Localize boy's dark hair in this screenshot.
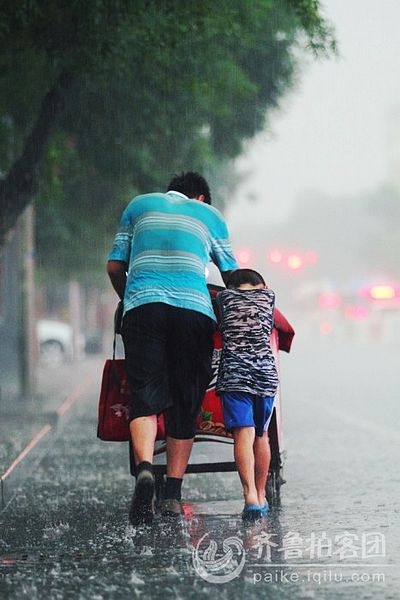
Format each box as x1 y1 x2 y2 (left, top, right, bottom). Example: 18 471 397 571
226 268 266 289
167 171 211 205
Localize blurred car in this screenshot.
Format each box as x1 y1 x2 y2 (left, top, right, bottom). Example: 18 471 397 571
356 283 400 343
297 279 400 343
36 319 74 366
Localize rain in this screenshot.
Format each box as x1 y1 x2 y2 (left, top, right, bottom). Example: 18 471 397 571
1 1 399 598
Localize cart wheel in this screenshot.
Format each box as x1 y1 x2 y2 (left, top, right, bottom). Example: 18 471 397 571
128 441 137 477
266 469 285 507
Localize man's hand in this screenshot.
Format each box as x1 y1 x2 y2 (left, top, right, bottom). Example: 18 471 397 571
107 260 127 299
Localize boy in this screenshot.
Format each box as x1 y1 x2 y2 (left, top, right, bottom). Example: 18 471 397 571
216 269 278 521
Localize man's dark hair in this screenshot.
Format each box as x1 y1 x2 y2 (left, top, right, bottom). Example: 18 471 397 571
226 268 266 289
167 171 211 205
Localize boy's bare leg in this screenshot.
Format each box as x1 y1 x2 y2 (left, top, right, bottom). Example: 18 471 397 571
254 431 271 506
233 427 259 506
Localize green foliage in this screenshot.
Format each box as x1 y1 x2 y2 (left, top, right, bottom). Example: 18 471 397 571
287 0 337 55
0 0 336 281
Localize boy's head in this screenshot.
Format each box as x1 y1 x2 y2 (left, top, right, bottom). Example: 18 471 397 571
167 171 211 205
226 268 266 290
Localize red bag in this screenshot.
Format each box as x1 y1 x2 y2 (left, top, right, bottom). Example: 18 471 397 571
97 358 131 441
97 358 165 442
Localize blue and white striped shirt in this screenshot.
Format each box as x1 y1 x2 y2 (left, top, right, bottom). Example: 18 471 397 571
107 191 238 321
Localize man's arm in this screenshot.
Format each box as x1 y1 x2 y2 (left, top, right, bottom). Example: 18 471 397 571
107 260 127 299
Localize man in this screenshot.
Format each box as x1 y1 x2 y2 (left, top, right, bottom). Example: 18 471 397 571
107 172 237 525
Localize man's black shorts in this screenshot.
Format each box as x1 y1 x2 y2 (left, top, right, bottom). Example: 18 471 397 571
121 303 215 439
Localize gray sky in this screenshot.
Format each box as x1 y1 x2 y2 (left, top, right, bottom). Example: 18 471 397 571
227 0 400 231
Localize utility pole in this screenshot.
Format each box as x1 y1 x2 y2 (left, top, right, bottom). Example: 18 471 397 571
21 203 37 398
69 279 83 360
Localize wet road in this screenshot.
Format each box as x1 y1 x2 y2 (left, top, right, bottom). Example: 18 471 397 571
0 336 399 599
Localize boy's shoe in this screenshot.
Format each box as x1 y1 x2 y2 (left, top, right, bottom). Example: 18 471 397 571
160 498 184 518
260 502 269 517
129 469 155 526
242 504 263 522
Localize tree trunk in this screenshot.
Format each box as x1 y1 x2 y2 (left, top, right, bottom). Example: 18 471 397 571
0 69 73 247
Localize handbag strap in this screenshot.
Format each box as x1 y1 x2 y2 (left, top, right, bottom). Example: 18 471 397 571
113 301 124 360
112 332 117 361
109 301 124 387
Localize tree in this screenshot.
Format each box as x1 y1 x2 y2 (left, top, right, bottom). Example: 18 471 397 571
0 0 336 268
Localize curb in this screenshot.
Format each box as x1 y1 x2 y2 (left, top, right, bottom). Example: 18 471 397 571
0 373 96 511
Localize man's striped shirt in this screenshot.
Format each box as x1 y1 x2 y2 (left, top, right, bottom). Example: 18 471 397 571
107 191 238 321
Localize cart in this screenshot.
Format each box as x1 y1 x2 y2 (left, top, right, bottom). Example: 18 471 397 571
129 285 294 506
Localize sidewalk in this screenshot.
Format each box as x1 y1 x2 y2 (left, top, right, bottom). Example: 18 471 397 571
0 355 104 484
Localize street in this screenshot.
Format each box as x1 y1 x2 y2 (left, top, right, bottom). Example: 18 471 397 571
0 335 399 599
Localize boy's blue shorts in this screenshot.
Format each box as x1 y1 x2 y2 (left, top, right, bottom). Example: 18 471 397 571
221 391 275 437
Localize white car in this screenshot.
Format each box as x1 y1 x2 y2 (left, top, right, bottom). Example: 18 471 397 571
36 319 74 366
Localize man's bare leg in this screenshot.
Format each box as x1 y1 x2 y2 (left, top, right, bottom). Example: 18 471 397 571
160 437 195 515
166 436 194 478
128 415 158 525
232 427 259 506
130 415 158 465
254 431 271 506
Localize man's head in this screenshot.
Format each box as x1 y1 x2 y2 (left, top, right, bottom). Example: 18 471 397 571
226 268 266 290
167 172 211 205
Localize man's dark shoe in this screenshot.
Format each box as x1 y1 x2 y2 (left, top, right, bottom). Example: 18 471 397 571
160 498 184 518
129 470 155 526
